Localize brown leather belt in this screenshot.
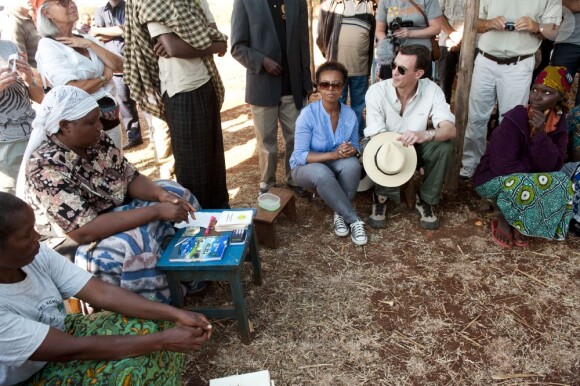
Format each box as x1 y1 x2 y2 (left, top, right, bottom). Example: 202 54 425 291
478 49 534 65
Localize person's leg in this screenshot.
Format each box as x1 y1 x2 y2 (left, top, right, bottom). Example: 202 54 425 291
163 81 228 208
461 55 498 173
292 162 359 223
0 138 28 195
22 312 183 386
417 140 453 205
347 75 369 139
551 43 580 105
496 56 534 119
278 95 302 187
146 113 175 180
112 75 142 146
250 103 280 192
74 181 200 303
326 157 362 204
436 46 458 104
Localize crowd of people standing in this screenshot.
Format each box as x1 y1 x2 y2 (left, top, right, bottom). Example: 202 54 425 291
1 0 580 384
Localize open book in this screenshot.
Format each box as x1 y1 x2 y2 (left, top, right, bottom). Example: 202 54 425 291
215 210 254 231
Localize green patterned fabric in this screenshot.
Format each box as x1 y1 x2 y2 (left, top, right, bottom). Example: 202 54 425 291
18 312 183 386
476 172 574 240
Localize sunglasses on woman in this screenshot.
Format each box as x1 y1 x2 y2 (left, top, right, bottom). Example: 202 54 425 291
317 81 344 91
390 62 417 76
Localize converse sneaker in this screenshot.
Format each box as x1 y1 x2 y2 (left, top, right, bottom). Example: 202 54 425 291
459 165 476 180
333 213 349 237
350 219 368 245
414 195 439 230
368 193 387 229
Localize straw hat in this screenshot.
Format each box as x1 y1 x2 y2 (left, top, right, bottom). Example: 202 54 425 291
362 132 417 187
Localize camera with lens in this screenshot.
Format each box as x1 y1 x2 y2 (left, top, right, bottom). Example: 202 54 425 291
504 21 515 31
390 17 414 31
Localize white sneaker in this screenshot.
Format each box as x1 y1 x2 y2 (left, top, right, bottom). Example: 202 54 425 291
350 219 368 245
460 165 476 180
333 213 349 237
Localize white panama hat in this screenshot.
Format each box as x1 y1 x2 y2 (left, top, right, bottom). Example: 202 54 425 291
357 169 374 192
362 132 417 187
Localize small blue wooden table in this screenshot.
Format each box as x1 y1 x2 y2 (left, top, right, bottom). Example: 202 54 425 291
157 209 262 344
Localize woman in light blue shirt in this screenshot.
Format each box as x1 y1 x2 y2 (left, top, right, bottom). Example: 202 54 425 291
290 62 367 246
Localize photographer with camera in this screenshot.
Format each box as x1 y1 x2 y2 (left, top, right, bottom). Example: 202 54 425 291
459 0 562 180
376 0 442 80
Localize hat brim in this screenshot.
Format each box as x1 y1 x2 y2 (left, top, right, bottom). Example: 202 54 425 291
357 170 374 192
362 132 417 187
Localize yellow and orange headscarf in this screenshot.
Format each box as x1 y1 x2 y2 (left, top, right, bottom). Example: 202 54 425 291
533 65 573 94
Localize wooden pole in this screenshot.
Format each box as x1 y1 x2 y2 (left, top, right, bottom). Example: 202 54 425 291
448 0 480 191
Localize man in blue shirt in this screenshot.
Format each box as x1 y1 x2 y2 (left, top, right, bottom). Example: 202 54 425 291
92 0 143 150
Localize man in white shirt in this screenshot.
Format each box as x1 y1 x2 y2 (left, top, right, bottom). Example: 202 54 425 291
365 44 456 230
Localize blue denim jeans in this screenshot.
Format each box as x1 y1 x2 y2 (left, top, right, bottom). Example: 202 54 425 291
292 157 361 223
340 75 368 139
551 43 580 106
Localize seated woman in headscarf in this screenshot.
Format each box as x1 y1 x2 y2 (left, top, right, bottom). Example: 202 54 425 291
17 85 201 303
35 0 124 149
290 62 367 246
473 66 577 248
0 192 211 386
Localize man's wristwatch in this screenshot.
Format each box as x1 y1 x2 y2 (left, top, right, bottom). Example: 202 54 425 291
426 130 436 142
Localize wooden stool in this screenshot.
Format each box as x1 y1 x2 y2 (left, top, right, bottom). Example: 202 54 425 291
254 187 297 248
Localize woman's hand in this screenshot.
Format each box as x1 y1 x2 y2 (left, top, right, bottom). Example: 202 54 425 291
393 27 412 39
528 108 548 137
175 310 212 339
160 324 210 352
336 142 358 159
0 67 18 92
103 66 113 81
56 36 93 49
14 59 35 87
157 190 197 221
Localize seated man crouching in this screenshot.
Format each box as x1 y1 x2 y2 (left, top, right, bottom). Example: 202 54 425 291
364 44 456 230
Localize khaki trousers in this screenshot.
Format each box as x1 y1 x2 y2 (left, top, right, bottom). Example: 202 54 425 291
250 95 300 189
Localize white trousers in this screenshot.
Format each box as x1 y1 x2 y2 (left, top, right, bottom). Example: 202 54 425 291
462 53 534 169
105 124 123 153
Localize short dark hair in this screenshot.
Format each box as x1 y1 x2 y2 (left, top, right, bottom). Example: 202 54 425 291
315 61 349 84
398 45 431 72
0 193 28 246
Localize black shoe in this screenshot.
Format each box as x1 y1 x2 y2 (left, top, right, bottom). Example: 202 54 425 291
123 138 144 151
290 185 307 197
414 195 439 230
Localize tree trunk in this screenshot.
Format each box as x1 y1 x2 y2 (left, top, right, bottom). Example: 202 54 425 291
448 0 480 191
307 0 315 82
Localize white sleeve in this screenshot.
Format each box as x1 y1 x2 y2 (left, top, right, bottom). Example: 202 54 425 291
364 84 388 137
0 313 49 367
201 0 216 24
541 0 563 25
429 83 456 127
36 38 79 87
147 22 172 38
42 244 93 299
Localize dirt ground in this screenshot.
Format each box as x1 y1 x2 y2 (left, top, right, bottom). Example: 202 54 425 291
124 96 579 385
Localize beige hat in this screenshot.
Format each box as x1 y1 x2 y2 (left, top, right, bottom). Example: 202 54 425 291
362 132 417 187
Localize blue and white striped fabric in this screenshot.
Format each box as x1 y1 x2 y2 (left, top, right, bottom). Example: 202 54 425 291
75 180 200 303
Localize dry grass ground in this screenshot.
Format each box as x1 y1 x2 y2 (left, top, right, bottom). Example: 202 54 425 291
125 101 580 386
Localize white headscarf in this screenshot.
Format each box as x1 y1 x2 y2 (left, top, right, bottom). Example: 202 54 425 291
16 85 99 198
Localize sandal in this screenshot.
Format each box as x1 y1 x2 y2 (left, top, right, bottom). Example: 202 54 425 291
512 229 529 248
491 218 513 249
